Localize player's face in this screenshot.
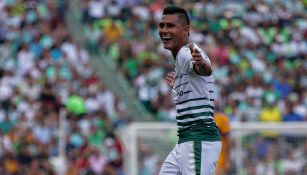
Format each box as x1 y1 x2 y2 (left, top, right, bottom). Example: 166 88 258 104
158 15 189 54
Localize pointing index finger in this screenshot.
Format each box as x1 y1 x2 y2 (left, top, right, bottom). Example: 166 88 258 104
193 48 200 53
189 42 194 54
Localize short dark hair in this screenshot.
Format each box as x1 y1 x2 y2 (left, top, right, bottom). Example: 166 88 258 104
162 6 190 26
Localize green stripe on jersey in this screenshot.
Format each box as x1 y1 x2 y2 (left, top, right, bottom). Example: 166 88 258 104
177 118 213 127
194 141 202 175
177 118 214 133
176 97 208 105
177 111 213 120
177 120 221 143
177 105 214 113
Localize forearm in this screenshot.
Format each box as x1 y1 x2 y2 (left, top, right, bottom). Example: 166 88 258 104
193 60 212 76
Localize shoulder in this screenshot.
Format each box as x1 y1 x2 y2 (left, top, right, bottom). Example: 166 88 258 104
176 42 207 59
176 44 191 60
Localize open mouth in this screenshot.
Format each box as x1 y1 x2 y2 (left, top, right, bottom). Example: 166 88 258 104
162 36 172 43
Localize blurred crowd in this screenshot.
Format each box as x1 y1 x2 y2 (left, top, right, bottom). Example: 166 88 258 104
0 0 128 174
0 0 306 174
81 0 306 123
240 135 307 175
80 0 307 174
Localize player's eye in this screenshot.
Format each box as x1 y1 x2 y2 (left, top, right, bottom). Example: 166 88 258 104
159 23 165 29
166 23 176 28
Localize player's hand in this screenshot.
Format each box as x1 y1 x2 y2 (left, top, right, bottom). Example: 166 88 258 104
188 42 212 76
189 42 205 66
166 72 175 88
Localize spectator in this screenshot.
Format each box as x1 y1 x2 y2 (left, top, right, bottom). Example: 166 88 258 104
79 1 306 174
0 0 127 174
283 101 303 122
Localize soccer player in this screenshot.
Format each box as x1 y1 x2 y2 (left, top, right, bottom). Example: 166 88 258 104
214 112 231 175
159 6 221 175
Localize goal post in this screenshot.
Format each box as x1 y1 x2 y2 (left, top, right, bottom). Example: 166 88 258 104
120 122 307 175
120 123 177 175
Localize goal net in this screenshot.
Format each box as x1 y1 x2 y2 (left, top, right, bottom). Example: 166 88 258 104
120 122 307 175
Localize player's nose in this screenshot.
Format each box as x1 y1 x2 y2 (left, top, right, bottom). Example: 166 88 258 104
160 26 168 33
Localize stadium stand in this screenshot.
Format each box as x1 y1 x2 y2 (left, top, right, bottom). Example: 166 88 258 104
0 0 306 174
80 0 306 174
0 0 127 174
81 0 306 122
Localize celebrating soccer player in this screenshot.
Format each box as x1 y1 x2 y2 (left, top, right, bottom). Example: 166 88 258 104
159 6 221 175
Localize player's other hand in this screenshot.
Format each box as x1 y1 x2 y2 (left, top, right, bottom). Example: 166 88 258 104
166 72 175 88
189 42 204 66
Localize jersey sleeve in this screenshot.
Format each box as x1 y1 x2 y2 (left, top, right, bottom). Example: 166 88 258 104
177 44 211 75
177 48 196 75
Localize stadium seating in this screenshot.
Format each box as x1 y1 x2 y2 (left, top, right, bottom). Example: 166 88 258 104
81 0 306 122
0 1 126 174
0 0 306 174
80 0 306 174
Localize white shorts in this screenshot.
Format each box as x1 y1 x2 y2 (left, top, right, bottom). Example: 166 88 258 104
159 141 221 175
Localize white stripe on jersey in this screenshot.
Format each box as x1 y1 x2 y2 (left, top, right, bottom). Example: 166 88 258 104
188 142 196 174
177 116 214 123
177 121 213 129
177 109 214 118
176 98 214 110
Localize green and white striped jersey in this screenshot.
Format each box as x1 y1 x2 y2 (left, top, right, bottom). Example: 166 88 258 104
173 43 221 143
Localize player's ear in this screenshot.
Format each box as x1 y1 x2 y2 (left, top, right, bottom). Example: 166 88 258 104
184 25 189 37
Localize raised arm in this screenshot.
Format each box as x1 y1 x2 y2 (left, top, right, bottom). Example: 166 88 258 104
189 43 212 76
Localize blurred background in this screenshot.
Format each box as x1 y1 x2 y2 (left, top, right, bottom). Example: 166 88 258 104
0 0 306 175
